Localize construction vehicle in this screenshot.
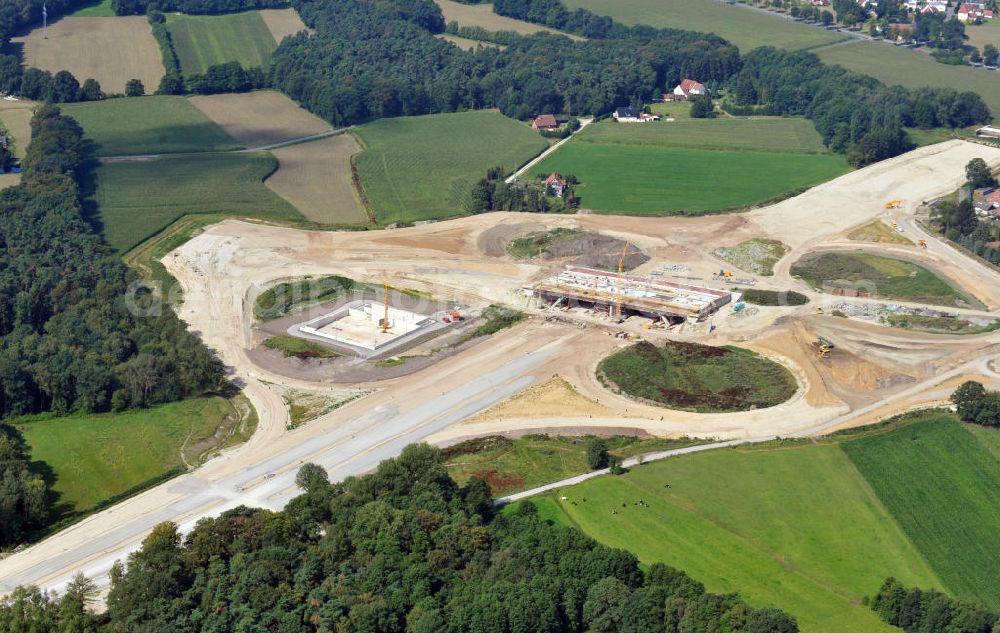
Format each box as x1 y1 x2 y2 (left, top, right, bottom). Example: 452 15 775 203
817 336 834 359
918 239 927 248
814 306 824 315
885 200 902 209
450 310 463 321
890 220 898 229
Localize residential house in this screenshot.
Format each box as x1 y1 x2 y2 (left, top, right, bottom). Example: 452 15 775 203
987 190 1000 208
667 79 706 102
974 199 992 215
543 172 567 197
958 2 994 20
612 106 658 122
531 114 559 130
974 186 995 197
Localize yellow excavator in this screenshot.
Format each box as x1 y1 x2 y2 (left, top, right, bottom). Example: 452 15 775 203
885 200 902 209
918 239 927 249
817 336 834 359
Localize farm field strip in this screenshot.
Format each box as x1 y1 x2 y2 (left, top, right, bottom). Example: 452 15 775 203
257 7 310 41
526 437 943 633
63 96 240 156
166 11 277 76
353 110 548 224
188 90 331 148
12 16 164 94
843 419 1000 607
561 0 847 51
435 0 582 38
94 152 302 251
0 104 34 159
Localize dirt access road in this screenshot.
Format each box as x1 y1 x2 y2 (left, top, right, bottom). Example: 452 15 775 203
5 139 1000 598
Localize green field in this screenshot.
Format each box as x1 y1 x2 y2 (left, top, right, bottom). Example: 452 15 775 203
578 116 832 153
69 0 115 17
94 152 301 251
264 335 339 359
353 110 548 223
790 251 975 307
562 0 848 51
597 341 797 412
16 397 238 516
63 96 240 156
964 18 1000 52
843 419 1000 607
166 11 278 76
444 434 704 495
526 434 943 633
818 41 1000 122
531 118 849 215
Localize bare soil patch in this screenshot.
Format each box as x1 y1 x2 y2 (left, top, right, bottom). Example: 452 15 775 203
0 173 20 189
13 17 164 93
258 8 311 41
435 0 583 39
188 91 330 148
0 100 35 159
477 221 546 257
266 134 368 225
466 375 613 424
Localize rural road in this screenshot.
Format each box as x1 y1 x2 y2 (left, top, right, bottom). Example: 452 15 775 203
506 117 593 183
98 127 351 162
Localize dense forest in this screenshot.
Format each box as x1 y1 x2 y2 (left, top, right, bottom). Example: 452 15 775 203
0 106 224 420
726 47 990 166
872 577 999 633
269 0 739 125
112 0 287 16
0 445 801 632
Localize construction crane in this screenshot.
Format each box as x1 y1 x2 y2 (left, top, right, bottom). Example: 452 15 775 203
614 242 631 318
380 280 391 333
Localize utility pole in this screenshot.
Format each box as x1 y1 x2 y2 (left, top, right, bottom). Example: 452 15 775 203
43 2 48 39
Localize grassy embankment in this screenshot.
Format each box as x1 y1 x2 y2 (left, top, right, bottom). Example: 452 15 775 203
500 412 1000 632
353 110 548 224
165 11 278 76
790 251 977 308
17 396 255 520
507 227 582 258
531 116 850 215
597 341 797 413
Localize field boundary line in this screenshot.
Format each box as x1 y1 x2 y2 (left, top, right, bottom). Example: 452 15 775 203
98 126 350 162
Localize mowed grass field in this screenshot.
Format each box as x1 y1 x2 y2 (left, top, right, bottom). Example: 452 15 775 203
353 110 548 223
16 397 233 515
166 11 278 76
69 0 115 17
561 0 847 51
12 17 164 94
527 436 943 633
790 251 975 307
818 41 1000 122
843 419 1000 608
95 152 301 251
532 117 849 215
63 96 240 156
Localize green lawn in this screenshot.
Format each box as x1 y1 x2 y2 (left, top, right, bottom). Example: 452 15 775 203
578 116 832 153
562 0 848 51
843 419 1000 608
94 152 301 251
954 18 1000 55
531 142 848 215
445 434 704 495
16 397 235 515
790 251 975 308
69 0 115 17
353 110 548 223
166 11 278 76
526 438 943 633
818 40 1000 123
597 341 797 412
63 96 240 156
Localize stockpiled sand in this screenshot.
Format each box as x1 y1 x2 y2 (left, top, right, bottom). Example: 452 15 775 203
189 90 331 147
266 134 368 225
258 8 310 41
13 17 164 94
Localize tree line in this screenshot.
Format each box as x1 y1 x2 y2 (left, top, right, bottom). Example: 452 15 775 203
726 47 990 166
872 577 999 633
467 166 578 214
111 0 287 16
951 381 1000 428
0 445 801 632
269 0 740 126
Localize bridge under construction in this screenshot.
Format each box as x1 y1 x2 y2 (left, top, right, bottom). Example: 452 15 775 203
531 266 733 321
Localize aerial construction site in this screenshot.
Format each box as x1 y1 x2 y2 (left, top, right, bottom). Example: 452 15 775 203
6 139 1000 601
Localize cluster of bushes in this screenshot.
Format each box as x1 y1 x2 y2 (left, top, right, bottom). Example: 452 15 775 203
0 57 114 102
443 21 524 46
254 275 364 320
270 0 740 126
467 166 577 214
951 381 1000 427
727 48 990 166
929 158 1000 267
468 304 525 338
739 289 809 307
0 446 800 632
872 577 999 633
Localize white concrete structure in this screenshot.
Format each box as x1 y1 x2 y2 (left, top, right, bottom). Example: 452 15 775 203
298 301 433 350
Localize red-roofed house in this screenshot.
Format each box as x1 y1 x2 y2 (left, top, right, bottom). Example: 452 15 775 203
958 3 994 20
987 190 1000 208
543 172 567 197
532 114 559 130
666 79 706 102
